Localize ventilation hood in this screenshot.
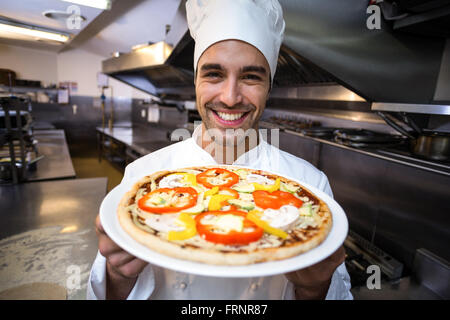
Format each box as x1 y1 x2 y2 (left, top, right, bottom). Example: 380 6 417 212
102 0 450 111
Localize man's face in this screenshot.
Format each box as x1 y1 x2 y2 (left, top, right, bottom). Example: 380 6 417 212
195 40 271 146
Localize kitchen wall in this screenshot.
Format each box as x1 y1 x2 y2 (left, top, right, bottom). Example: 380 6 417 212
0 43 156 156
56 47 150 99
0 43 151 99
0 43 57 87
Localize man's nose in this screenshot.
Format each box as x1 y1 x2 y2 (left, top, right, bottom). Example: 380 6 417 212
220 78 243 107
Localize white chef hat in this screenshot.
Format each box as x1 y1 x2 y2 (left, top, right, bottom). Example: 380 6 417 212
186 0 285 83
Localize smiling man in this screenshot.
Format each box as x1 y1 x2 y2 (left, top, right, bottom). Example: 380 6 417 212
88 0 352 300
196 40 270 164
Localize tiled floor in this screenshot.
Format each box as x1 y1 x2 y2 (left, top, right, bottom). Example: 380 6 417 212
68 142 124 192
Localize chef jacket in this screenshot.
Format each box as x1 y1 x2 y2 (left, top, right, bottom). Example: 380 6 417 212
87 125 353 300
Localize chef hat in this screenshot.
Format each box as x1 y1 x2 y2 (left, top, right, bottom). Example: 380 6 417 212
186 0 285 83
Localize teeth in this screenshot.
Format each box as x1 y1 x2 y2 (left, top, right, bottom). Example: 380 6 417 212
217 111 245 121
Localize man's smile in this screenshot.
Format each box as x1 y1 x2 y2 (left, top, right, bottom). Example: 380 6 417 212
209 109 252 127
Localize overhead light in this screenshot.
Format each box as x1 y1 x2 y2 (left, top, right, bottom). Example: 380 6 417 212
132 42 153 51
43 10 87 23
0 21 69 43
132 41 173 65
61 0 112 10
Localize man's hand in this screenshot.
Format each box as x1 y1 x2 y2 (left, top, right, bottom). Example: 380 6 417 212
284 246 346 300
95 214 148 299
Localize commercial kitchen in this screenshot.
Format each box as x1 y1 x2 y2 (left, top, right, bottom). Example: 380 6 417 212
0 0 449 300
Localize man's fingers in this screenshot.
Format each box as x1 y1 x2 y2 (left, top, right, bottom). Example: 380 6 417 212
95 214 125 257
95 214 105 235
329 246 346 265
108 251 136 268
95 213 148 280
116 258 149 279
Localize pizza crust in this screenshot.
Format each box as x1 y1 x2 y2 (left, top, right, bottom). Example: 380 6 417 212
117 165 332 265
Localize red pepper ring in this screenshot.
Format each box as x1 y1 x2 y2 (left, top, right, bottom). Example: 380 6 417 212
194 210 264 245
196 168 239 189
217 187 239 198
252 190 303 210
217 187 240 209
138 187 198 214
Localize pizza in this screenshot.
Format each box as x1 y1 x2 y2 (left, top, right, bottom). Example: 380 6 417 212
117 165 332 265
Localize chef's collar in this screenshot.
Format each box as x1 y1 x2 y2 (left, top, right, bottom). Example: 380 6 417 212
191 124 269 165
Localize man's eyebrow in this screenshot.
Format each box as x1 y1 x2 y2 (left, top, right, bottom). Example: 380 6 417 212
200 63 223 71
241 65 267 75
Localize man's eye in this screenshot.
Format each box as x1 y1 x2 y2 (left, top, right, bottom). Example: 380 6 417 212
243 74 262 81
204 72 221 78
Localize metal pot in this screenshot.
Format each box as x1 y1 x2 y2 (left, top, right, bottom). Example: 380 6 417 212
410 131 450 162
377 111 450 161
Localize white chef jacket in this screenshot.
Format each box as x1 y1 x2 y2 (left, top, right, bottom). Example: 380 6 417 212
87 125 353 300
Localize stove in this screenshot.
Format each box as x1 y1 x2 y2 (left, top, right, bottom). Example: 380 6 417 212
266 116 321 132
344 230 404 288
333 128 406 149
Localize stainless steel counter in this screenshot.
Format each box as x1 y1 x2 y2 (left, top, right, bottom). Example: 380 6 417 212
351 277 442 300
96 124 175 156
0 177 107 299
281 128 450 177
271 125 450 286
26 129 76 182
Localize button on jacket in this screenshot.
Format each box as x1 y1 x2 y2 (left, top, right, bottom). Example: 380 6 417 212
87 125 353 300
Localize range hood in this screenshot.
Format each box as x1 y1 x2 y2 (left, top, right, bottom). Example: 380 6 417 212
101 0 345 101
102 0 450 111
102 39 195 100
102 0 195 101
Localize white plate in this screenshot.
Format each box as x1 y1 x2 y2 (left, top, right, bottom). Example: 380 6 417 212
100 172 348 278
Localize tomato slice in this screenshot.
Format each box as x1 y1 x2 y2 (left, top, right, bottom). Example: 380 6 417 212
195 210 263 245
138 187 198 214
252 190 303 209
196 168 239 189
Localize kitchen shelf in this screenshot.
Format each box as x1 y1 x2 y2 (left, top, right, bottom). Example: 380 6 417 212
372 102 450 115
0 84 59 94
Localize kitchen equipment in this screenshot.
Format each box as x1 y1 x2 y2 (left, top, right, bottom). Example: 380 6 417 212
398 112 423 135
378 111 450 161
0 69 16 87
0 110 33 131
333 128 405 148
377 111 416 139
345 230 404 284
0 154 44 182
301 127 338 138
14 79 41 88
334 128 403 143
267 116 321 132
412 131 450 162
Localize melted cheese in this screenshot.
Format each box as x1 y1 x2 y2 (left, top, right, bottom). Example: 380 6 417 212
260 205 300 231
144 213 184 233
245 173 274 185
158 174 185 188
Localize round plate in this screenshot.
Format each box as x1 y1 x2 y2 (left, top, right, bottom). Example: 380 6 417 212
99 171 348 278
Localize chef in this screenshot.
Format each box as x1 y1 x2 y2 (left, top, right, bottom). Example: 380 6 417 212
88 0 352 300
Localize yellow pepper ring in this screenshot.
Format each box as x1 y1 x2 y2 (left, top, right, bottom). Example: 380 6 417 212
168 173 197 186
246 210 288 239
204 186 219 197
252 178 280 193
167 213 197 241
208 194 235 211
